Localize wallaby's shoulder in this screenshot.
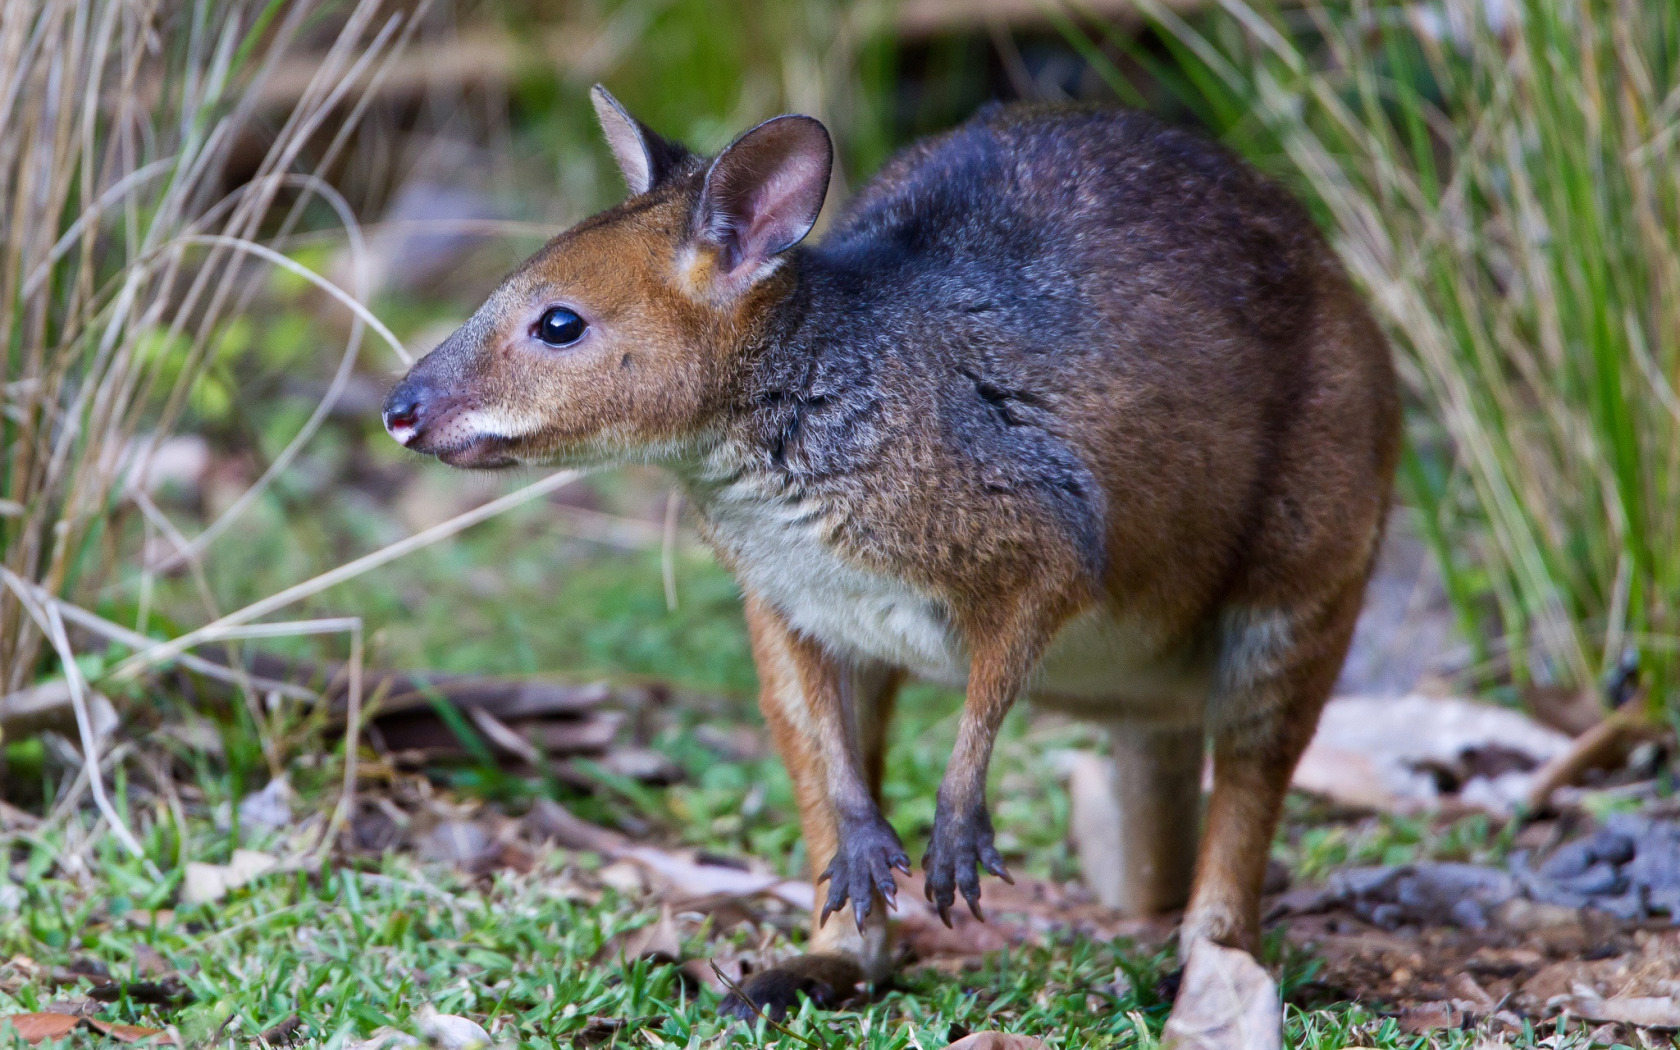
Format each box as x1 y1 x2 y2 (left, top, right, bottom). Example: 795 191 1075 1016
832 102 1306 240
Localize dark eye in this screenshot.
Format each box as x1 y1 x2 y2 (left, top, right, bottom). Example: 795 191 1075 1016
534 306 587 347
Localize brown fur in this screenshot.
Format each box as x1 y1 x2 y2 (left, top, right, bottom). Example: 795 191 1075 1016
383 90 1402 1016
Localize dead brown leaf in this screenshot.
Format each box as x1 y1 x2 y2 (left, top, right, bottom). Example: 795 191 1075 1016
1398 1001 1467 1033
414 1007 491 1050
942 1035 1048 1049
1563 993 1680 1030
596 746 681 784
1524 684 1607 737
258 1014 302 1046
683 956 743 993
595 907 681 966
416 820 494 868
1446 972 1496 1013
0 798 41 831
1161 942 1281 1050
128 946 170 980
182 850 277 904
1523 699 1662 813
0 681 118 746
524 799 813 909
86 977 192 1007
52 958 111 985
0 1012 177 1045
523 798 627 854
84 1019 176 1044
1294 695 1571 815
570 1016 630 1046
0 1013 80 1043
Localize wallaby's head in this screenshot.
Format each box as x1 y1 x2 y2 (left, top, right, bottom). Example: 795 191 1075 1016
382 87 832 468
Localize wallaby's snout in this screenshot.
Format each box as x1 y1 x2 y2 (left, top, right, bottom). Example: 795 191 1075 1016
381 330 520 469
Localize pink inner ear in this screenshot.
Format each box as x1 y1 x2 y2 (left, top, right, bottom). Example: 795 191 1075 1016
744 151 829 254
701 115 832 275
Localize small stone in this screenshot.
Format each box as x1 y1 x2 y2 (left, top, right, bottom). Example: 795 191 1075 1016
416 1009 491 1050
1449 898 1489 930
1586 830 1636 867
1556 861 1626 897
1539 840 1596 881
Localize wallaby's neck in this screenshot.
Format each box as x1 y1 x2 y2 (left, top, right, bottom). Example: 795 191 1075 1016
674 244 891 498
742 243 888 387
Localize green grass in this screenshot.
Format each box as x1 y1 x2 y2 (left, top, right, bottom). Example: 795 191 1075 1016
1 813 1554 1050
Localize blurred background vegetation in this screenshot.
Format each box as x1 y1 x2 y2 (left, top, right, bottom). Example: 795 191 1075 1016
6 0 1680 1044
3 0 1679 934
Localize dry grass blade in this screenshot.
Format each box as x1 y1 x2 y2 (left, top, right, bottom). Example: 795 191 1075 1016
0 0 409 696
0 569 150 867
101 469 582 685
0 0 515 872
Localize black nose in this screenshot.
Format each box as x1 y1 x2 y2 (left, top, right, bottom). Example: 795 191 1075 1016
382 382 426 445
384 397 419 429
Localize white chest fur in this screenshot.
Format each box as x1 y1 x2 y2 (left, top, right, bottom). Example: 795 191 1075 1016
695 471 969 683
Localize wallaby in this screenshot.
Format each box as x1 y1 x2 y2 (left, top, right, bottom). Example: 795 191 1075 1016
383 86 1400 1019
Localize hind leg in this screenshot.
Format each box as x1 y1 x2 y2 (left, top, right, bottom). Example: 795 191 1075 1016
1076 715 1204 915
1181 591 1362 956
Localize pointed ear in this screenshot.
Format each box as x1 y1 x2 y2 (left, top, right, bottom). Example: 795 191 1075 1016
590 84 690 196
696 114 832 282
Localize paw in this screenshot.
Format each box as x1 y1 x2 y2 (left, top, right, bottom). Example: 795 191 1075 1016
921 802 1011 926
1179 900 1256 961
818 815 911 930
717 954 865 1022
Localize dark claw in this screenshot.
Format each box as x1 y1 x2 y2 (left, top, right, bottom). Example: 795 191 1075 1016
818 816 910 931
922 800 1006 924
981 844 1014 884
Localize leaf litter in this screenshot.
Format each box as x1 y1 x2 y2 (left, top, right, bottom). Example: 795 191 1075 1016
15 644 1680 1048
0 1013 176 1045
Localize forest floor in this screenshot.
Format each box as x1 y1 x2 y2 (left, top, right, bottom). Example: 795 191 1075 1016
3 455 1673 1050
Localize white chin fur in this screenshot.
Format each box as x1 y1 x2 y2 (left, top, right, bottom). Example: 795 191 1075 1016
454 408 542 442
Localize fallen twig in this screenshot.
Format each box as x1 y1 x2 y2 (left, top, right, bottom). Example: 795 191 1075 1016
1522 688 1663 814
